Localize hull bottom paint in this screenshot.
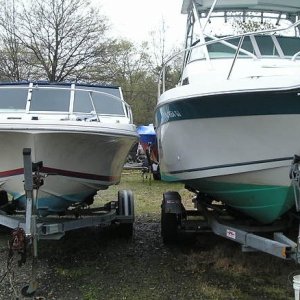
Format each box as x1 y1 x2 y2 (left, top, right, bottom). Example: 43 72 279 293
160 166 295 224
186 179 294 224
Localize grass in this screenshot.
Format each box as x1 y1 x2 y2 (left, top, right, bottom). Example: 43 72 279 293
96 170 194 215
2 169 297 299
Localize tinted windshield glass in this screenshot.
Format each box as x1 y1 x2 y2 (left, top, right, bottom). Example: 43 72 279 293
276 36 300 56
254 36 279 55
30 86 70 112
0 88 28 110
73 87 125 115
202 35 299 58
206 36 255 57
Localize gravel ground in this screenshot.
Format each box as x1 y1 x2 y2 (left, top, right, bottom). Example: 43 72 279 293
0 215 298 300
0 217 171 300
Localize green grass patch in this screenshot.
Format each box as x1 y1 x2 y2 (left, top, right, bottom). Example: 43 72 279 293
94 170 189 216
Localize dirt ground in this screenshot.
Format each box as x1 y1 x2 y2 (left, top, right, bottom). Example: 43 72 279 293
0 214 298 300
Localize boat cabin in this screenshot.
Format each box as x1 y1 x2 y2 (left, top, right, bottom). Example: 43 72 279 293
0 82 133 124
158 0 300 94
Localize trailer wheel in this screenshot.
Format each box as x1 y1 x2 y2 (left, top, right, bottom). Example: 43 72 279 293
117 190 134 238
161 211 179 244
161 191 183 244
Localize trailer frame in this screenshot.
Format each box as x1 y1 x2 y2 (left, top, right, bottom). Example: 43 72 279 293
161 190 300 263
0 148 135 296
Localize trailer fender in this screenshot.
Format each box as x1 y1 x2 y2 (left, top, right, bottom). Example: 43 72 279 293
161 191 183 214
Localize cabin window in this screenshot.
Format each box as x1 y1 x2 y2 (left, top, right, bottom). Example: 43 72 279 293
0 88 28 110
276 36 300 56
254 36 279 56
30 87 70 112
73 87 125 116
190 35 300 60
206 36 255 58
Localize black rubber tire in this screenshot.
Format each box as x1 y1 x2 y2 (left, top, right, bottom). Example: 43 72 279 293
117 190 134 217
117 190 134 238
161 212 179 244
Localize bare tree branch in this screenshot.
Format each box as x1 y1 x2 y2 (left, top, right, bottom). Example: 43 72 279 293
12 0 110 81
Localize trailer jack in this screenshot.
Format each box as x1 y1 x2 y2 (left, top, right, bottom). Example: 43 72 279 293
0 148 135 296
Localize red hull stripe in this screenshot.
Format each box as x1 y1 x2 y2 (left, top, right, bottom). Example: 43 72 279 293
0 167 119 182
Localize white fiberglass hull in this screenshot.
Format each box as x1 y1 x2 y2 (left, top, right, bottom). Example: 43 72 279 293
0 123 137 215
155 87 300 223
157 115 298 183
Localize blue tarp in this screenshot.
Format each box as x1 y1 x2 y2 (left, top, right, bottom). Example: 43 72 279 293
137 124 155 136
137 124 156 145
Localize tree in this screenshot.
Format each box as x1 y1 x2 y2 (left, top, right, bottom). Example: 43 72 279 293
232 14 276 34
11 0 110 82
0 1 180 125
88 39 157 124
0 0 36 81
149 19 183 100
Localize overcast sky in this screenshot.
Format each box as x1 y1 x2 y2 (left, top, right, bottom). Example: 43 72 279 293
93 0 186 48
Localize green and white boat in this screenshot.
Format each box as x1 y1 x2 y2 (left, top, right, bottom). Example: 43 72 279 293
155 0 300 224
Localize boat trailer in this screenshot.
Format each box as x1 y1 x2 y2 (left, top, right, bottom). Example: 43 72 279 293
0 148 135 296
161 176 300 264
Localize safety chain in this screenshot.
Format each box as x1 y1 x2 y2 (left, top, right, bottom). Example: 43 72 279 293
0 228 28 298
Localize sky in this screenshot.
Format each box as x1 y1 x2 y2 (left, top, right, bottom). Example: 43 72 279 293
93 0 187 48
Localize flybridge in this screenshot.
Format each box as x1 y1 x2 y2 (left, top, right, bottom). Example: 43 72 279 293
182 0 300 16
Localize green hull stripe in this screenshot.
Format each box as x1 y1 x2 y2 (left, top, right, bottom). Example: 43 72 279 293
155 88 300 126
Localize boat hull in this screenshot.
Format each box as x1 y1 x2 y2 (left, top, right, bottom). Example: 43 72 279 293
0 128 137 215
183 167 294 224
155 89 300 223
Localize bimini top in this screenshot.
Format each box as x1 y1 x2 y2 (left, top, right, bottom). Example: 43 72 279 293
182 0 300 15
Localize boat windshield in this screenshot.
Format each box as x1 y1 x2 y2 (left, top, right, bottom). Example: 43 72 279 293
0 88 28 111
28 84 125 116
0 83 127 118
30 85 70 112
73 87 125 116
189 35 300 61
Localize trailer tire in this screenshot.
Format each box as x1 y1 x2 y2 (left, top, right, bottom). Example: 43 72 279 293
118 190 134 217
117 190 134 238
161 212 179 244
161 191 183 244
